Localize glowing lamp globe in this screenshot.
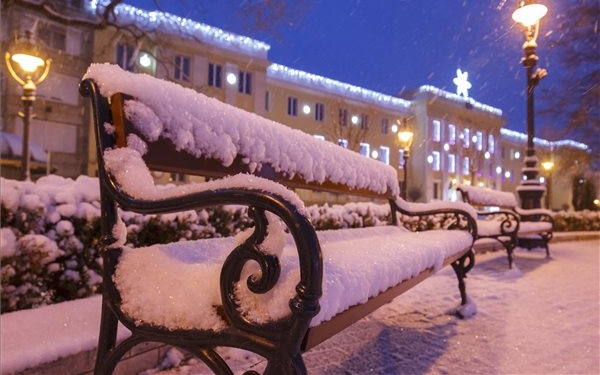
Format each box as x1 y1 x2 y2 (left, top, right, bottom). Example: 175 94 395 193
512 1 547 27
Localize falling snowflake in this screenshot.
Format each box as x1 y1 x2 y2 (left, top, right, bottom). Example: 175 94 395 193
453 68 472 98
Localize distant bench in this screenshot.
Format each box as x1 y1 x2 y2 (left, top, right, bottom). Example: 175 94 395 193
81 63 477 375
457 184 553 268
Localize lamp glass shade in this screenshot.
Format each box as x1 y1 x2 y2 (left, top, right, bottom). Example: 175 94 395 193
541 161 554 171
11 53 45 73
512 3 548 27
398 130 414 150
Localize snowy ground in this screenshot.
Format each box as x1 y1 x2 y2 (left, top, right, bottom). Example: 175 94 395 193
142 240 599 375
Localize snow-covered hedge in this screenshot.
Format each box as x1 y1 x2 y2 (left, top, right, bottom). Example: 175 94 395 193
553 210 600 231
2 175 597 313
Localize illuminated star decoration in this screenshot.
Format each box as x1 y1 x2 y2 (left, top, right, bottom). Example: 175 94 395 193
453 68 472 98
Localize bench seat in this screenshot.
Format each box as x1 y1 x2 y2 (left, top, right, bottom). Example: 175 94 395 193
116 225 474 332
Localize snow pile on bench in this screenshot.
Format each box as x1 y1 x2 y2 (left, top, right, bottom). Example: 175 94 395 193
457 184 518 208
115 223 473 331
83 64 399 197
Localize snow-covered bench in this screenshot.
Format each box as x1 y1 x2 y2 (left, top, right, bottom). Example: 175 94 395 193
457 184 553 268
80 64 477 375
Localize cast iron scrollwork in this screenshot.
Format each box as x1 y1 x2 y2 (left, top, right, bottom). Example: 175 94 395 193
220 206 282 328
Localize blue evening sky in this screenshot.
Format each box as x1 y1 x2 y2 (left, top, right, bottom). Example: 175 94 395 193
125 0 568 136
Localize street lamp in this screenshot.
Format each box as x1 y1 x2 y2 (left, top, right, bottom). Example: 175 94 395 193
512 0 548 209
541 160 554 209
5 30 51 181
397 118 414 200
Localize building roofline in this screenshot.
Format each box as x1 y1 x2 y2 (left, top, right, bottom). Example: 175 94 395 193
89 1 270 59
267 64 412 112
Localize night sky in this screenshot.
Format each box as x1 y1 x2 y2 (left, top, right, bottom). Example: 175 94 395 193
125 0 571 136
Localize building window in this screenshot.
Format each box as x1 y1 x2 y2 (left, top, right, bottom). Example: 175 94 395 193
379 146 390 165
432 151 440 171
339 108 348 126
398 149 406 169
433 181 440 200
313 135 325 141
208 63 222 87
448 124 456 145
462 156 470 175
287 96 298 116
432 120 441 142
315 103 325 121
338 139 348 148
380 118 389 135
463 128 470 148
174 55 191 82
488 134 495 154
448 154 456 173
116 43 135 72
359 143 370 157
475 131 483 151
360 114 369 130
238 71 252 94
265 91 271 112
38 23 66 51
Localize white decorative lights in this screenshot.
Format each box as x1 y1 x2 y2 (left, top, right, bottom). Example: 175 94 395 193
453 68 472 98
226 72 237 85
302 104 311 115
418 86 503 116
138 52 152 68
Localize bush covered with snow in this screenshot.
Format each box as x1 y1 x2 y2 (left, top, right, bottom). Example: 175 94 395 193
553 210 600 231
1 175 598 313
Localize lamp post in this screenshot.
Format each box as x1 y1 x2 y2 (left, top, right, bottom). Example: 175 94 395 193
5 30 51 181
397 119 414 200
541 160 554 209
512 0 548 209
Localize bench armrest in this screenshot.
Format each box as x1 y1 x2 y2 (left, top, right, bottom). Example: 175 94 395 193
514 207 555 223
391 198 477 241
477 210 520 236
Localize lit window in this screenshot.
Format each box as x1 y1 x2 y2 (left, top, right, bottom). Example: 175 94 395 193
381 118 389 135
238 71 252 94
315 103 325 121
448 154 456 173
287 97 298 116
463 128 470 148
379 146 390 165
313 135 325 141
462 156 470 175
488 134 495 153
359 143 370 157
338 139 348 148
433 120 441 142
448 124 456 145
432 151 440 171
174 55 191 82
476 131 483 151
208 63 222 87
399 149 406 168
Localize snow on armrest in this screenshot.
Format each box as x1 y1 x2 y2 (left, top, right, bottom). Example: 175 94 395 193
514 206 555 218
457 184 518 208
103 147 307 214
394 197 478 222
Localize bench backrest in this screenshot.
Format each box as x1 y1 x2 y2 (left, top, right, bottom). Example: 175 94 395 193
82 64 400 202
456 184 518 209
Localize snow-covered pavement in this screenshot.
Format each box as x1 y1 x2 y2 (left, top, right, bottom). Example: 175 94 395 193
143 239 599 375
